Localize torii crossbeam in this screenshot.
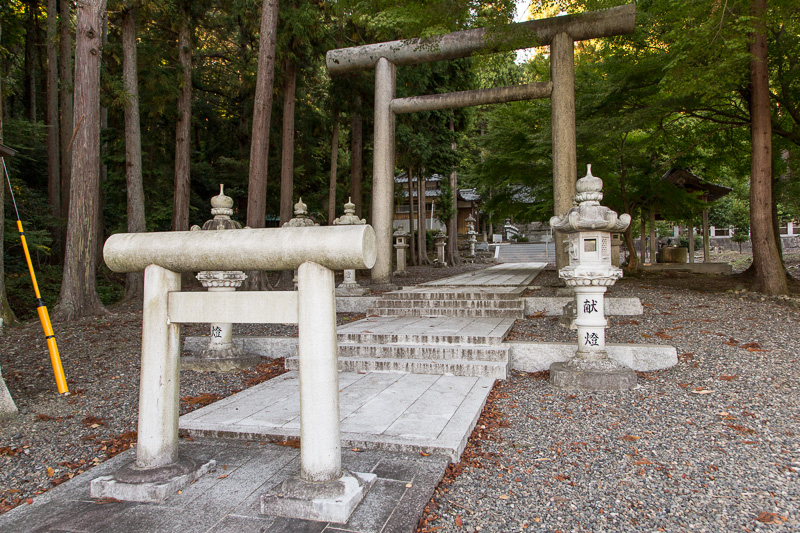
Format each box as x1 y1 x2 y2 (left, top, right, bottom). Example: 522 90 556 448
326 4 636 283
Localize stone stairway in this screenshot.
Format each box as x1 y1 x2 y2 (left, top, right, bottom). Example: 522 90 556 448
366 287 525 319
495 243 556 263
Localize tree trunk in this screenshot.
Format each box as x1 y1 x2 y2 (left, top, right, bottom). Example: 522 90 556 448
349 96 363 218
171 2 192 232
246 0 279 230
54 0 108 320
277 58 296 289
417 170 429 264
59 0 73 253
46 0 61 249
407 168 416 266
622 222 638 272
121 0 145 301
0 18 18 328
748 0 787 295
25 1 38 122
328 110 340 225
279 59 296 228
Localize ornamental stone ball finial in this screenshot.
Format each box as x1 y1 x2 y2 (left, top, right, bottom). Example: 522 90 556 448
192 184 243 231
294 197 309 218
574 164 604 205
334 197 367 226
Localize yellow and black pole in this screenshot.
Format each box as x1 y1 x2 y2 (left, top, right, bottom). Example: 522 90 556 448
1 144 68 394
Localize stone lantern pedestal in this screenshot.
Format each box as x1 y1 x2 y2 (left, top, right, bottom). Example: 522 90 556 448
334 198 370 296
393 230 410 276
549 166 636 390
183 185 260 372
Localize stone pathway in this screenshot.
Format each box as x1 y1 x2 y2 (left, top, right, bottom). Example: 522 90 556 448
420 261 545 286
180 371 494 461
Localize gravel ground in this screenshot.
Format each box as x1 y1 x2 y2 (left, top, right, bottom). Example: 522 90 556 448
2 255 799 531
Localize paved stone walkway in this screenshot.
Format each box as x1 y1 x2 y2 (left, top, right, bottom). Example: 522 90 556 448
420 261 545 286
180 371 494 461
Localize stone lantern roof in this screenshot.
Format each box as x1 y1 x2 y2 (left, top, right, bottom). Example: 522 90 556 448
550 165 630 234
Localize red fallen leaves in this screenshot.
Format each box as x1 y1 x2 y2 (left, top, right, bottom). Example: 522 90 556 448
82 416 106 427
725 423 755 435
98 431 138 458
241 358 289 388
740 342 766 352
719 375 739 381
756 512 788 524
271 438 301 448
181 393 223 409
621 435 641 442
0 447 20 457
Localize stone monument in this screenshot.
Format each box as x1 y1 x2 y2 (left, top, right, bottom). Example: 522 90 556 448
548 165 635 390
333 198 370 296
434 228 447 267
466 214 478 259
182 185 259 372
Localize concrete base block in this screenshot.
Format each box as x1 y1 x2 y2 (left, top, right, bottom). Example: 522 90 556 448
90 456 216 503
509 341 677 373
261 471 377 524
181 353 262 372
550 360 637 391
336 285 372 297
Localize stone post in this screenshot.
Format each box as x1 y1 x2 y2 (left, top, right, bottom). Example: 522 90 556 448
91 264 216 502
371 58 396 286
393 230 410 276
0 365 18 426
551 32 577 271
434 229 447 267
334 198 370 296
549 165 635 390
688 225 695 263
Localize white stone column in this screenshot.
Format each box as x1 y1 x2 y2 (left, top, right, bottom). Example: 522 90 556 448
137 264 182 468
371 58 396 285
297 261 341 482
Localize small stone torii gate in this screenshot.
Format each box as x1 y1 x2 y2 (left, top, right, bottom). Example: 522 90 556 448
326 4 636 283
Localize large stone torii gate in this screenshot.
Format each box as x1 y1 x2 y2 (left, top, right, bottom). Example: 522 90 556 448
326 4 636 284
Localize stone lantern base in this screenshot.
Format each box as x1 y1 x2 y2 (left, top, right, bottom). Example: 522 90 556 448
550 356 636 391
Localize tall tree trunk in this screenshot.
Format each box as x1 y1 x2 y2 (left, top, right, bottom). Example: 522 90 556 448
277 58 296 289
0 18 18 328
59 0 73 253
446 117 460 266
279 59 296 227
121 0 145 301
54 0 108 320
245 0 279 290
749 0 787 295
328 111 340 225
407 168 417 266
46 0 61 247
246 0 279 230
25 1 38 122
171 2 191 232
417 170 429 264
349 96 363 218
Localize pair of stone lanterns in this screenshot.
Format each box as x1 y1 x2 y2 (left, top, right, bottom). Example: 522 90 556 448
549 165 635 390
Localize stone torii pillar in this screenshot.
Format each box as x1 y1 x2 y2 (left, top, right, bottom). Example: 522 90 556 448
326 5 636 283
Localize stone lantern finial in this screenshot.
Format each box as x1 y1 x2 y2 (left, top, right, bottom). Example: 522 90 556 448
294 198 308 218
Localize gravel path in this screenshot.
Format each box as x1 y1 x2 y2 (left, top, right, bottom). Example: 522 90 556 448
421 269 800 532
2 258 799 531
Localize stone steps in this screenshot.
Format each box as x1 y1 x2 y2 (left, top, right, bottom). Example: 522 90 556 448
337 330 506 347
337 343 509 362
285 356 509 379
366 307 524 319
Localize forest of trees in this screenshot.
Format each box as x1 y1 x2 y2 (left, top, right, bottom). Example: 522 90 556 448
0 0 797 323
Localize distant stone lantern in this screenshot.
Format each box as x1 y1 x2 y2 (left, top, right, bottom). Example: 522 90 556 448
184 185 258 372
434 228 447 267
393 229 410 276
549 165 635 390
334 198 370 296
466 214 478 258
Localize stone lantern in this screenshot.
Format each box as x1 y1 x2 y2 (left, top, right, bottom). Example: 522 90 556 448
184 185 258 372
393 229 410 276
434 228 447 267
333 198 370 296
466 214 478 259
548 165 635 390
284 198 318 288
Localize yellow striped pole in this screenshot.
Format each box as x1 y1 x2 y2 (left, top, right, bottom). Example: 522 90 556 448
2 145 68 394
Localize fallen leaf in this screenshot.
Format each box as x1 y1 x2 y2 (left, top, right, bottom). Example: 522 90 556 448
553 474 570 481
633 459 652 466
621 435 641 442
756 512 788 524
92 497 120 504
498 494 510 500
217 474 228 479
691 388 713 395
420 451 430 456
455 515 463 527
719 375 739 381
